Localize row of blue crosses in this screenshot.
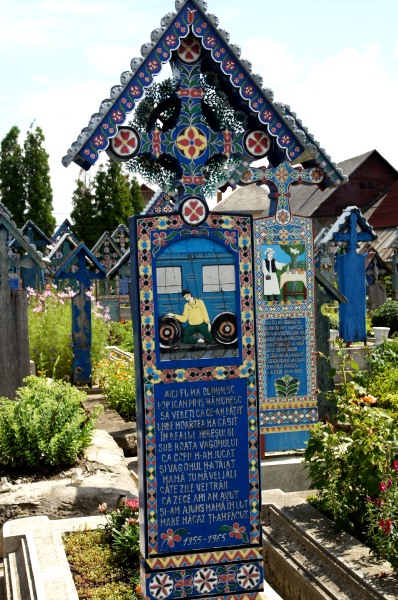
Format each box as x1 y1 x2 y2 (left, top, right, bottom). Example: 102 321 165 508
110 36 324 222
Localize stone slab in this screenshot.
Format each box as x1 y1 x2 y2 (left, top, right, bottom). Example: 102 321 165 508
2 514 281 600
261 453 311 492
262 489 398 599
0 429 138 558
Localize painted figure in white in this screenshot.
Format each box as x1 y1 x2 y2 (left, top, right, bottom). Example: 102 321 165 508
262 248 287 301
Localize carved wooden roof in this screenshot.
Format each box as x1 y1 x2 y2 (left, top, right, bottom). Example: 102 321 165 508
62 0 346 190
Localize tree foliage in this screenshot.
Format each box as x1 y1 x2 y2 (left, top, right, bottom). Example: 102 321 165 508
70 160 144 248
70 175 96 247
23 125 56 236
0 126 25 226
0 124 55 235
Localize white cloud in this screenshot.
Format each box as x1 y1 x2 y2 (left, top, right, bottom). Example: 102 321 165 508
241 39 398 167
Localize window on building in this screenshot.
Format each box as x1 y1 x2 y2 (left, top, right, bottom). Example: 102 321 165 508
202 264 236 292
156 266 182 294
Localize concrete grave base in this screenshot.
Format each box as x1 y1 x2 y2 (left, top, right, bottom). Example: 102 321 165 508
2 515 279 600
261 452 311 492
262 489 398 600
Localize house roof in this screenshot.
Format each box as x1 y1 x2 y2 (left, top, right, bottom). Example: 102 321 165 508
365 179 398 228
212 184 270 214
62 0 345 190
358 228 398 262
289 149 398 217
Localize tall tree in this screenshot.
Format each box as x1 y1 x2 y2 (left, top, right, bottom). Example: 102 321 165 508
70 160 144 246
0 126 25 226
94 160 135 234
23 125 55 237
70 173 97 248
130 176 145 215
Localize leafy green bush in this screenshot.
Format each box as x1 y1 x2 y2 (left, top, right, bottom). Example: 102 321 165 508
359 367 398 413
94 357 136 420
305 340 398 566
366 337 398 372
27 286 110 380
353 339 398 413
107 320 134 352
371 301 398 335
321 302 339 330
0 376 99 468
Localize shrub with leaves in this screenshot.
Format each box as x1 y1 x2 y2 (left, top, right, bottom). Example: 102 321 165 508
365 460 398 567
28 285 110 380
94 357 136 421
305 338 398 566
0 376 100 468
354 338 398 413
107 320 134 353
371 301 398 335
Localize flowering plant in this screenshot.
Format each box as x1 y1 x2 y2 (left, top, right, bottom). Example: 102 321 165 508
98 497 140 567
305 337 398 567
27 285 110 380
365 460 398 567
94 357 136 420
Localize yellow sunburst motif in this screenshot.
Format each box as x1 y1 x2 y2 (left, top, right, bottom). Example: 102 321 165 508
177 125 207 159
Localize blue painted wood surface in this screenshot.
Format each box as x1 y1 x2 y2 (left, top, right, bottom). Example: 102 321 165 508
54 244 106 386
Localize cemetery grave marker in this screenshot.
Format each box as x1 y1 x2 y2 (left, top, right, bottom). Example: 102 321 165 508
63 0 347 596
54 243 106 385
9 219 52 290
52 218 79 245
0 203 47 397
321 206 376 343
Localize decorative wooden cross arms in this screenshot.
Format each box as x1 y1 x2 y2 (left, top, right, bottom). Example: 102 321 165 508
106 34 303 224
232 162 324 225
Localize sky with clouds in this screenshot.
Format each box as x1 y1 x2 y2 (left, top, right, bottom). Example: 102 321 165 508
1 0 398 227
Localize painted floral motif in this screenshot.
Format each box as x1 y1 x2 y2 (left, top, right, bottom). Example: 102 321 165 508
203 34 216 47
177 37 201 63
111 127 139 157
174 570 193 596
236 564 261 589
218 522 248 543
276 209 291 225
111 109 124 123
244 130 270 158
148 573 174 599
280 134 291 146
152 231 168 246
129 84 142 97
160 528 182 548
165 34 178 47
148 59 160 72
224 58 236 71
181 197 207 225
309 167 324 183
93 134 105 148
176 126 207 159
193 568 218 594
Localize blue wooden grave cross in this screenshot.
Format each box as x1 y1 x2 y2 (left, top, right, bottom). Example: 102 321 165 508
322 206 376 343
54 243 106 385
